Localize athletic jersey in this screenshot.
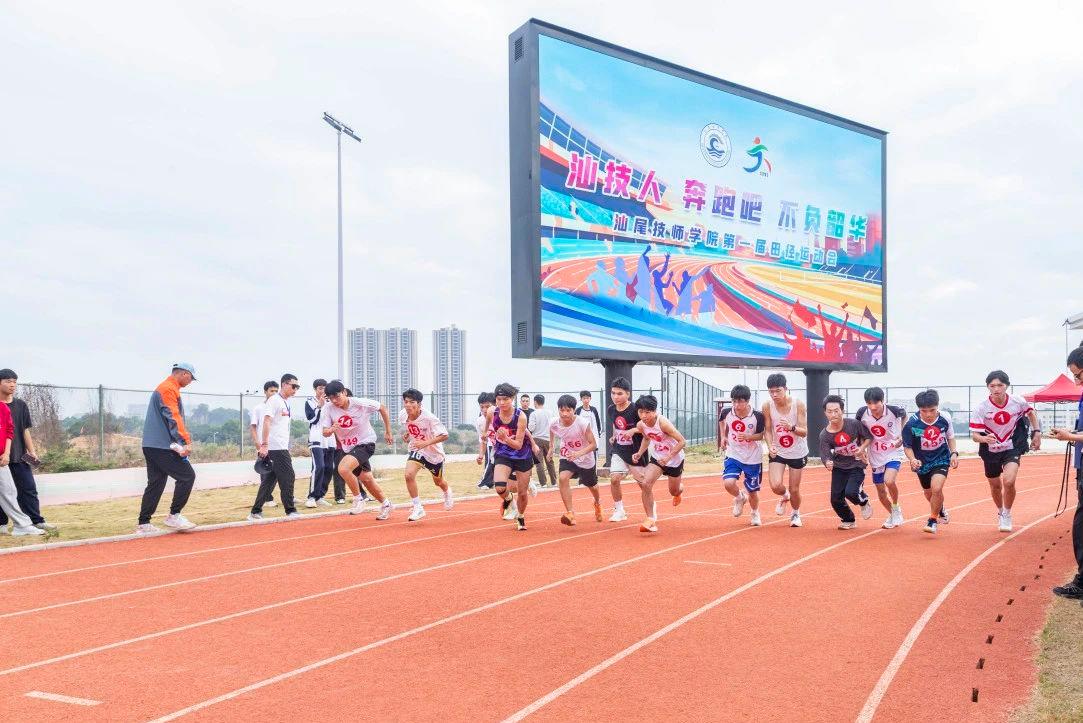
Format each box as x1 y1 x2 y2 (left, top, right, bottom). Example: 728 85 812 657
902 413 955 473
549 416 596 469
398 408 448 464
320 397 381 449
608 402 642 463
718 407 766 465
490 407 531 459
970 394 1032 453
856 405 906 468
639 415 685 466
766 399 809 459
818 418 867 469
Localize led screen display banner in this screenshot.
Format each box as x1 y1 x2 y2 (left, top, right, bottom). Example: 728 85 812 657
508 20 887 371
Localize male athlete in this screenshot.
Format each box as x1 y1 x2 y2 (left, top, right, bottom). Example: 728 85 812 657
631 395 687 533
761 373 808 527
856 387 906 529
550 395 601 526
902 389 958 534
606 376 643 522
720 385 767 527
485 383 540 531
320 380 395 520
399 388 454 522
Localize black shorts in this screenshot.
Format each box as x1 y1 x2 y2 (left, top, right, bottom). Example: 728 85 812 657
494 454 534 475
979 447 1024 479
917 466 949 490
559 459 598 487
343 442 376 473
769 455 808 470
407 450 444 478
647 456 684 478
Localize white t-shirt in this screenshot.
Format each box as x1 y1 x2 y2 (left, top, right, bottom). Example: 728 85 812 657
527 407 553 438
475 413 494 448
399 408 448 464
639 415 685 466
321 397 381 449
263 394 292 451
719 407 766 465
549 416 595 469
857 405 906 468
249 401 266 439
971 394 1033 453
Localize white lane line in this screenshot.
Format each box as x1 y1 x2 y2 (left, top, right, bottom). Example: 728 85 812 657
854 505 1071 723
684 561 732 567
501 483 1062 722
944 522 998 527
25 690 101 706
145 506 827 722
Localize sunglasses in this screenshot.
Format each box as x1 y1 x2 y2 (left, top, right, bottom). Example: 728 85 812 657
288 383 301 389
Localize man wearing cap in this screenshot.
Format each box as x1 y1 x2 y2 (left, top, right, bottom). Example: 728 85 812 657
137 363 199 533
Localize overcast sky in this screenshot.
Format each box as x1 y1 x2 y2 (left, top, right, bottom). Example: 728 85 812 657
3 1 1081 402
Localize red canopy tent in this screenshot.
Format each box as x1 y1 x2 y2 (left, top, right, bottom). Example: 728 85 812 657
1024 374 1081 403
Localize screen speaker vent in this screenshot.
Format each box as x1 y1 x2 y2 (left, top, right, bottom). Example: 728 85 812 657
514 36 524 61
516 321 527 344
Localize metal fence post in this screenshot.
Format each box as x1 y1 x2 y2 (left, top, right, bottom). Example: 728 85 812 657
97 384 105 461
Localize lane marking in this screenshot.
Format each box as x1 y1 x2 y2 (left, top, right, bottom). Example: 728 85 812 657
854 505 1072 723
684 561 732 567
501 483 1062 722
25 690 101 706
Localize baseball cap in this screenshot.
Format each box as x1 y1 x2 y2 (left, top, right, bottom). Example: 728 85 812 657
172 362 197 380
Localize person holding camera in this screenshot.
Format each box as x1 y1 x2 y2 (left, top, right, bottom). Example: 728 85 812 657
1052 347 1083 599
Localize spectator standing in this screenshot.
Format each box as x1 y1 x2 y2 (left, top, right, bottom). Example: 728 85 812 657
250 374 301 520
0 389 43 536
1052 346 1083 599
0 369 56 534
519 394 534 418
137 363 198 533
528 394 557 487
249 381 279 508
576 390 602 444
304 378 335 507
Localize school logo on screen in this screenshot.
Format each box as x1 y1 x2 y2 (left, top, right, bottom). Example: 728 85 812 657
743 136 772 176
700 124 732 168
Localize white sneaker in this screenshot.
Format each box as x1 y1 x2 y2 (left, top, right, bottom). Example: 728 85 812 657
732 491 747 517
408 505 426 522
443 489 454 511
349 498 366 516
892 508 904 526
502 498 518 521
838 521 857 530
304 498 318 508
12 525 45 537
881 516 896 530
286 512 302 520
609 507 628 522
998 510 1012 532
262 500 278 508
246 513 262 521
376 500 393 521
164 514 196 531
938 508 950 524
750 510 762 527
861 502 873 520
529 481 539 498
135 522 160 534
317 499 332 508
775 493 790 516
790 512 802 528
335 498 347 505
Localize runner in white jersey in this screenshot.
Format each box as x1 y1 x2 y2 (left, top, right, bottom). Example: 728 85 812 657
856 387 906 529
631 394 686 533
320 380 395 519
762 373 809 527
970 370 1041 531
719 385 767 527
549 395 601 526
399 388 453 522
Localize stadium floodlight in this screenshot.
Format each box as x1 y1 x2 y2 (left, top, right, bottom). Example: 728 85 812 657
323 112 363 382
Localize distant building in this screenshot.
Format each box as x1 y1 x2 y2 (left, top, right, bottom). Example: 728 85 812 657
433 325 466 426
348 327 417 402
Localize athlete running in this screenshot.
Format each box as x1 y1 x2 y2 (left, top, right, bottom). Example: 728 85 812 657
720 385 767 527
549 395 601 526
398 388 453 522
631 395 687 533
761 373 809 528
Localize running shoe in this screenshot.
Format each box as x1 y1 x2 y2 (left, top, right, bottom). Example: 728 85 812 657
516 516 527 531
923 519 937 534
286 512 302 520
640 518 658 533
881 516 895 530
502 498 518 521
317 499 332 508
164 513 196 531
335 498 347 505
838 521 857 530
529 481 539 498
349 498 366 516
732 491 747 517
245 513 262 522
12 525 45 537
408 505 426 522
594 503 603 522
609 506 628 522
34 522 59 535
860 502 873 520
790 512 802 528
750 510 762 527
376 500 393 521
892 507 904 526
775 493 790 516
938 508 950 524
1053 579 1083 600
998 510 1012 533
304 498 318 508
443 488 454 511
672 485 684 507
262 500 278 508
560 511 576 526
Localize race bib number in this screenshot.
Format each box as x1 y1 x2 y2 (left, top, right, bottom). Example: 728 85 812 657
873 440 894 453
560 439 584 457
614 430 634 445
778 435 795 448
343 436 360 448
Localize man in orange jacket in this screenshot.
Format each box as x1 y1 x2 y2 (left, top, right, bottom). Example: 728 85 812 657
137 363 198 533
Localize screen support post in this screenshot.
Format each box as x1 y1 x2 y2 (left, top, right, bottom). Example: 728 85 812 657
803 368 830 458
601 359 636 467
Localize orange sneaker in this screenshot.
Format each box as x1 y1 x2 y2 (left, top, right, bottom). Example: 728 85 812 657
640 518 658 533
560 511 576 526
672 485 684 506
594 503 603 522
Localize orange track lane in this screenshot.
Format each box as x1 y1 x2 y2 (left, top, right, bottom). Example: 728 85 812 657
0 457 1072 722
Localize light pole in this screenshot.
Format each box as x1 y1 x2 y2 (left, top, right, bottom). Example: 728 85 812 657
322 112 362 381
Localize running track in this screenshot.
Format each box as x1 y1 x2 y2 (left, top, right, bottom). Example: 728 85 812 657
0 456 1072 721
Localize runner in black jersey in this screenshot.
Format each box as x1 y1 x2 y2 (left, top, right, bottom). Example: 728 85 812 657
606 377 643 522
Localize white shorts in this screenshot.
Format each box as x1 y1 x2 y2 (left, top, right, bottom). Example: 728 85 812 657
609 455 643 474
